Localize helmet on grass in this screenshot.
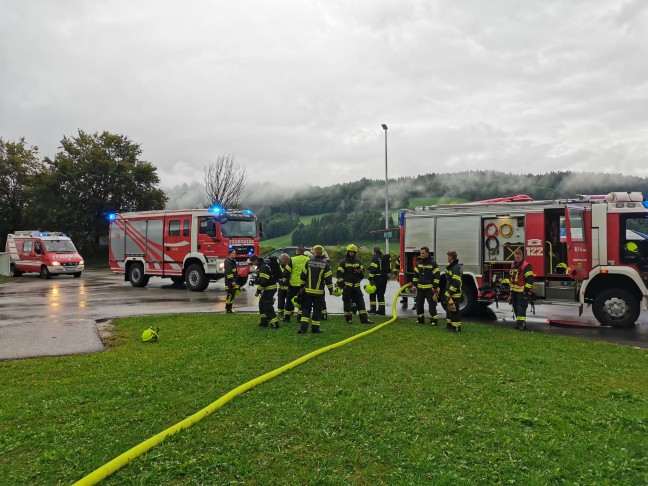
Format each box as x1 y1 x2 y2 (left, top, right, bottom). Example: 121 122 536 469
141 326 159 342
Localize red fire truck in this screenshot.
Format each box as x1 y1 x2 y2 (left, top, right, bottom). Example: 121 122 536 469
108 207 261 291
398 192 648 327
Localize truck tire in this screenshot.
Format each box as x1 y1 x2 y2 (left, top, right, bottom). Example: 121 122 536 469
592 289 640 328
459 284 477 315
40 266 51 279
128 263 150 288
185 263 209 291
10 264 22 277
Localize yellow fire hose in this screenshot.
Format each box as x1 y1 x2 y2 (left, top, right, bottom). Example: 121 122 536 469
73 284 412 485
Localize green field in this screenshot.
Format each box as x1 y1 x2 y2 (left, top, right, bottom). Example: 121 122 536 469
0 276 12 285
1 314 646 484
262 213 330 248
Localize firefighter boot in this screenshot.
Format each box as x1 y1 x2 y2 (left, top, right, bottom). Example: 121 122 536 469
311 324 325 334
296 321 308 334
377 303 386 315
270 318 280 329
369 303 377 315
345 312 353 324
515 320 526 331
430 317 439 326
417 314 425 325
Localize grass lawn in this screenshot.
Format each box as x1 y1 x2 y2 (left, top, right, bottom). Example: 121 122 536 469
262 213 330 248
1 314 646 484
0 276 12 284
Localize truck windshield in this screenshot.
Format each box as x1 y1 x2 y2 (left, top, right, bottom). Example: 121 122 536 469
43 240 77 253
220 219 257 238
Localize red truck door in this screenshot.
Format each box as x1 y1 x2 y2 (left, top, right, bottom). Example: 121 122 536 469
564 205 591 279
163 215 191 275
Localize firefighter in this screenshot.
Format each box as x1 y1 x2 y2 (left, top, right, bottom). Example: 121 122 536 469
284 245 310 322
411 246 441 325
337 244 373 324
445 250 463 332
321 248 331 321
250 255 282 328
298 245 334 334
509 248 534 331
224 249 238 313
368 246 387 315
276 253 291 318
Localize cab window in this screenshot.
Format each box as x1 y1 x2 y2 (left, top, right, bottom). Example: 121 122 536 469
169 220 181 237
183 220 190 237
23 241 33 252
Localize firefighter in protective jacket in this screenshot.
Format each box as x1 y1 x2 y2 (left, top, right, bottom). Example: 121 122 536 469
445 250 463 332
224 249 239 313
298 245 334 334
368 246 387 315
276 253 291 318
412 246 441 325
509 249 534 331
337 244 373 324
251 255 282 328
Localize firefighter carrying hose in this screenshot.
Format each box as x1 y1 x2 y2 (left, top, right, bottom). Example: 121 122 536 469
411 246 441 326
445 250 463 333
509 249 534 331
337 244 373 324
298 245 334 334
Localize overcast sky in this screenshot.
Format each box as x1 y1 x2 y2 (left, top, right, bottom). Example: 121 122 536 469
2 0 647 193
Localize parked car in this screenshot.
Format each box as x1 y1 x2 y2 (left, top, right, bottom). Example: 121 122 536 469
5 231 85 279
262 246 312 260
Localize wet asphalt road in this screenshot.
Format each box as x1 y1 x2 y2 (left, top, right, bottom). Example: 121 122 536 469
1 269 647 360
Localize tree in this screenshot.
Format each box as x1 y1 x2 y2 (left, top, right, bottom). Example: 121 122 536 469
204 154 248 209
24 130 167 256
0 138 40 248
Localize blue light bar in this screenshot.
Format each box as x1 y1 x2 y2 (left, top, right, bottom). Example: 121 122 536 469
242 209 253 215
643 201 648 209
208 205 223 214
107 213 117 221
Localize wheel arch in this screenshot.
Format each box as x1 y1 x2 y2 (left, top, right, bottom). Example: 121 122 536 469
583 271 643 304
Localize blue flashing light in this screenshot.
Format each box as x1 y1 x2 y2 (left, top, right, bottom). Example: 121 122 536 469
248 249 254 254
242 209 253 215
208 205 223 214
107 213 117 221
643 201 648 209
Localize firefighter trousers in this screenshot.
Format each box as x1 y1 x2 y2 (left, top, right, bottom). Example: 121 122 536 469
343 286 370 322
277 286 288 316
415 288 438 323
284 285 302 319
225 284 237 311
259 289 278 327
300 293 326 331
369 276 387 314
510 292 528 327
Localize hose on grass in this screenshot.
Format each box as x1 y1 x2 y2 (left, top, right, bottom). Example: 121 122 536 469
73 284 412 485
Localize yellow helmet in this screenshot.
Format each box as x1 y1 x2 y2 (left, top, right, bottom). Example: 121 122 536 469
333 287 342 297
141 326 159 342
313 245 324 252
364 283 376 294
346 244 358 252
626 241 639 253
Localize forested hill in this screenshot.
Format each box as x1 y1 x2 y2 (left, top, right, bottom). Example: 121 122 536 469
248 171 648 244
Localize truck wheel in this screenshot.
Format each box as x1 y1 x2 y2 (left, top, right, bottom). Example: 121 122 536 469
10 264 22 277
128 263 150 287
592 289 640 328
185 264 209 291
40 266 51 279
459 285 477 315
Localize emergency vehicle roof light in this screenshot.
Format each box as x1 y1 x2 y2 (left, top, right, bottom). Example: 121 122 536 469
107 213 117 221
208 205 223 214
242 209 253 215
643 201 648 209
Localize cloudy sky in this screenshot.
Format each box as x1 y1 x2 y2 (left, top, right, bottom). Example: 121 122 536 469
2 0 647 194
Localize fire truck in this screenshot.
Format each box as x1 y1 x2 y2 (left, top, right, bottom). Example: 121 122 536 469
5 231 85 278
108 207 261 291
398 192 648 327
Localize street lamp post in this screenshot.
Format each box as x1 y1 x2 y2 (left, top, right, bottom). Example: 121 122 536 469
381 124 389 255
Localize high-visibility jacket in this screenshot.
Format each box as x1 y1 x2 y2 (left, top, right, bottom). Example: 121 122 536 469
289 254 310 286
224 257 237 287
368 253 383 281
300 256 334 295
337 255 364 287
445 259 463 299
412 257 440 289
510 260 534 293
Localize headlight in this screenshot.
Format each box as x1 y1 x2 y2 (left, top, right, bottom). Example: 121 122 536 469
79 260 84 265
218 262 225 272
52 261 61 266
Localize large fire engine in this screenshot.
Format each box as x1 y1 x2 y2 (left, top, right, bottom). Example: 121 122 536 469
398 192 648 327
108 207 261 291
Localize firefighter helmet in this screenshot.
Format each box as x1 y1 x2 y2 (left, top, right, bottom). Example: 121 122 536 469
141 326 159 342
333 287 342 297
346 244 358 252
364 283 376 294
555 262 568 274
626 241 639 254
